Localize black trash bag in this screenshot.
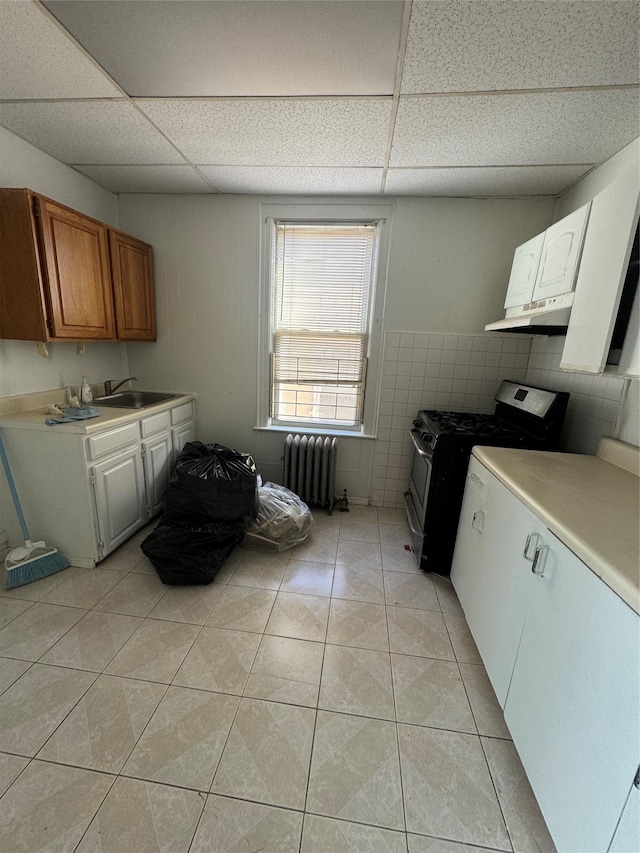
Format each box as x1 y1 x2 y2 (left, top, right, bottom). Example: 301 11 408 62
141 518 245 585
164 441 259 524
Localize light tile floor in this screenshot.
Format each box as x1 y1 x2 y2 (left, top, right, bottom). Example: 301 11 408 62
0 507 556 852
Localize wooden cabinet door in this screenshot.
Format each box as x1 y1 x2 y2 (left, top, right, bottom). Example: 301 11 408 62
531 201 591 302
109 230 156 341
503 232 544 310
91 448 146 557
504 534 640 853
451 457 542 706
37 197 115 340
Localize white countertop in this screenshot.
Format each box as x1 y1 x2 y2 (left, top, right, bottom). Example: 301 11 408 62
0 393 195 435
473 442 640 615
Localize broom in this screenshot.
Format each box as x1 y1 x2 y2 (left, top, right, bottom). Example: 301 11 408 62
0 435 70 589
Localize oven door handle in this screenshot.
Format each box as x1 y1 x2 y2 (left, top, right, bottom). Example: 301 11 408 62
410 429 433 459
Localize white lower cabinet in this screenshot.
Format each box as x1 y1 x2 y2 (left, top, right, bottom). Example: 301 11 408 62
91 446 146 556
0 396 195 567
452 456 544 706
451 459 640 853
171 420 195 462
141 431 172 517
610 782 640 853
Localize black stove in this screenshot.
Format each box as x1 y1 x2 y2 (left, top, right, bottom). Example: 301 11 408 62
405 381 569 577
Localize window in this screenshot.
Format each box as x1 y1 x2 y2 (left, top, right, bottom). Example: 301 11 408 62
257 202 392 437
270 222 377 428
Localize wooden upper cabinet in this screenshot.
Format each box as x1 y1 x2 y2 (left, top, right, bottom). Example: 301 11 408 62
109 229 156 341
38 197 115 340
0 188 156 343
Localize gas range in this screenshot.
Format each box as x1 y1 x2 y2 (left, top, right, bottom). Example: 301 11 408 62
414 410 524 448
405 381 569 577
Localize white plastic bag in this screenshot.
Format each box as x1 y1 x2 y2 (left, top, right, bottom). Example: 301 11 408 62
243 481 314 551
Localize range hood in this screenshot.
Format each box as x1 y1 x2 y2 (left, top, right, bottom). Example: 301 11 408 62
485 293 573 335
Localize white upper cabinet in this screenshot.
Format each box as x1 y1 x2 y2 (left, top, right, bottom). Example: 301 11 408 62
503 232 545 310
560 171 640 374
531 202 591 302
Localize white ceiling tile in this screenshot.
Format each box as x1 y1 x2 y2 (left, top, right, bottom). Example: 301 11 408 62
0 0 121 99
138 99 392 167
402 0 640 94
384 165 595 197
390 90 640 167
0 101 184 165
71 165 215 194
198 166 383 195
44 0 402 97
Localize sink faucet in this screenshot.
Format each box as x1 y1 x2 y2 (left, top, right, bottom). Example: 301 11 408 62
104 376 137 396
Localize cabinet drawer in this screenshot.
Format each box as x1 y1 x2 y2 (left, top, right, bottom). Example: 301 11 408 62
171 402 193 425
141 410 171 437
87 422 140 460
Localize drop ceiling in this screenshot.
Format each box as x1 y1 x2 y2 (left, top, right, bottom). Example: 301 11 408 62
0 0 638 197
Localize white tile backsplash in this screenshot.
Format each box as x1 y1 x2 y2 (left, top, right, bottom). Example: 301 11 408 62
525 336 626 455
371 331 532 508
372 331 630 508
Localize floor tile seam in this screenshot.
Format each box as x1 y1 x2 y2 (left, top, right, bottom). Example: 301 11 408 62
386 597 409 836
302 643 326 814
0 659 36 696
457 663 513 741
406 827 512 852
398 719 514 851
32 670 169 774
304 802 406 835
23 755 120 822
302 808 410 838
478 731 518 853
0 753 33 804
0 620 90 670
160 615 249 693
205 673 270 801
440 609 479 668
0 598 37 629
210 713 304 808
385 601 445 616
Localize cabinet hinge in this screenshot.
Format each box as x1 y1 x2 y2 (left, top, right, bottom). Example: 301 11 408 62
141 448 146 458
32 200 40 218
46 319 53 331
634 766 640 789
146 505 152 517
90 474 96 486
98 541 105 553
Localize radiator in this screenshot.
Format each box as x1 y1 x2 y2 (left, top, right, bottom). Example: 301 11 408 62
283 434 337 511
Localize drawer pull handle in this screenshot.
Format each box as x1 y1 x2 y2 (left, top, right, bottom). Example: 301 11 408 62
523 532 540 561
531 545 548 576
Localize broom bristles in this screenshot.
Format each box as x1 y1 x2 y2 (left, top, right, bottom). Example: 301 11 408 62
5 551 70 589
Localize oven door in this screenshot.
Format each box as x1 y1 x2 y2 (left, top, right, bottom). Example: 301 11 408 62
408 429 433 520
404 429 434 563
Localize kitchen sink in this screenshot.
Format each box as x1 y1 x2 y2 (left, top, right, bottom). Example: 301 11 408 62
93 391 182 409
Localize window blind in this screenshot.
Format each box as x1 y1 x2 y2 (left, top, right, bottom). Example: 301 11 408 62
271 222 376 426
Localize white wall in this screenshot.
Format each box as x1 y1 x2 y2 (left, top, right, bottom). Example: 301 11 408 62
0 128 128 543
528 138 640 451
0 127 128 400
119 192 554 500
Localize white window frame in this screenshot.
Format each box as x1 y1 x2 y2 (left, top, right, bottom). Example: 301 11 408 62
256 201 393 438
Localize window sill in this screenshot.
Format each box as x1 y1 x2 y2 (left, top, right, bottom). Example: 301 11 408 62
253 425 377 439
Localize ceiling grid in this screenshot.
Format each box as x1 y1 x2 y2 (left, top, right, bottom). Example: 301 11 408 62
0 0 637 197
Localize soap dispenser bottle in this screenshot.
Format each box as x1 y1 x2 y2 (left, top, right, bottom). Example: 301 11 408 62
80 377 93 404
